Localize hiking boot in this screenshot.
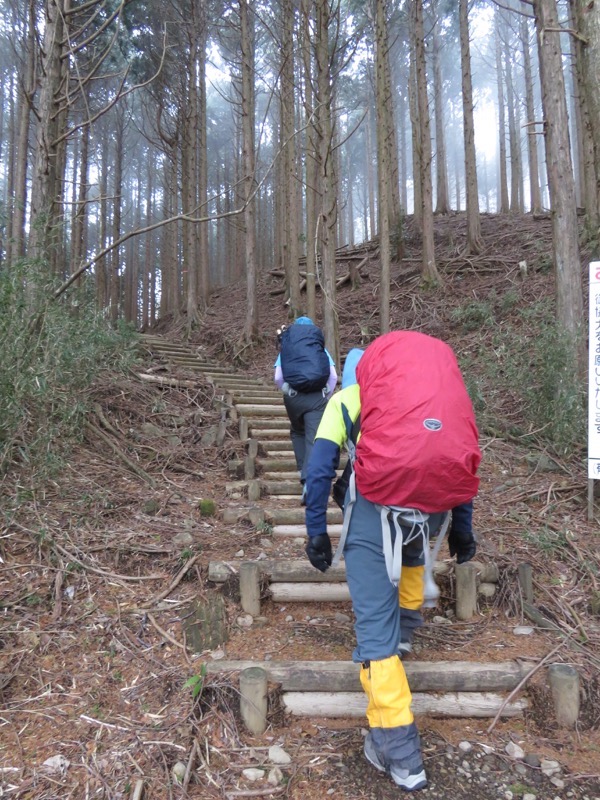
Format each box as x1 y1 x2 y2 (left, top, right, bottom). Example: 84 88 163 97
397 640 412 659
363 731 427 792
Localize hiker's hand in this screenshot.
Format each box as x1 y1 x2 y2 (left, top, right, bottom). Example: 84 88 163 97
448 529 477 564
306 533 332 572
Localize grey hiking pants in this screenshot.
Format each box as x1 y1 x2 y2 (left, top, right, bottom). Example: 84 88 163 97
283 390 328 483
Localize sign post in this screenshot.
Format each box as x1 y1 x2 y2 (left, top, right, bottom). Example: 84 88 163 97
588 262 600 520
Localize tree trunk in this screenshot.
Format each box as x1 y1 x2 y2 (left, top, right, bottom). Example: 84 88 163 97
366 103 377 240
197 14 210 305
495 8 510 214
96 131 110 311
432 1 449 215
28 0 65 263
240 0 258 342
109 110 124 323
281 0 301 316
301 0 318 321
9 1 35 263
573 0 600 238
408 42 421 229
315 0 339 363
414 0 439 281
520 8 542 214
72 123 90 276
142 160 154 329
503 29 523 213
375 0 391 332
460 0 483 254
533 0 585 375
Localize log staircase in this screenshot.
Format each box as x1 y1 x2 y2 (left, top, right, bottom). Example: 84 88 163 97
138 334 531 727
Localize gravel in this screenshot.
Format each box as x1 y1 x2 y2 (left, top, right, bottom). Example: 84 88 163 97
338 733 600 799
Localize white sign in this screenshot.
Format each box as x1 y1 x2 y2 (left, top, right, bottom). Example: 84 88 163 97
589 262 600 479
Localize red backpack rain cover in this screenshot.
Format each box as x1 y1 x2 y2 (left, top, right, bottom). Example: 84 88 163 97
354 331 481 511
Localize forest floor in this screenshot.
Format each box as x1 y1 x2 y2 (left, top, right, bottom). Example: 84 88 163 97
1 213 600 800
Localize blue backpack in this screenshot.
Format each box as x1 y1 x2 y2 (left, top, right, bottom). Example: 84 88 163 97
280 323 330 393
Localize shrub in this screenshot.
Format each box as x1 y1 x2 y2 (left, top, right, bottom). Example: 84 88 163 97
0 260 137 479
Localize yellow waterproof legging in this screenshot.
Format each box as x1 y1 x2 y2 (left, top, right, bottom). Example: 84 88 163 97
360 656 414 729
399 564 425 610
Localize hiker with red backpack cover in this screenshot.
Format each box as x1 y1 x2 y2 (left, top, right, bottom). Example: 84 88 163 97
274 316 337 503
304 331 481 792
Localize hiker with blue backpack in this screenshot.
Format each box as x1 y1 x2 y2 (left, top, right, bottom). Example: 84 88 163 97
274 316 337 504
303 331 481 792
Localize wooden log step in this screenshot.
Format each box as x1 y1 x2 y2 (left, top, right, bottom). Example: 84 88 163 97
254 430 290 439
272 524 342 537
206 659 535 694
257 458 298 471
209 558 450 583
250 419 290 430
202 367 239 375
231 390 282 399
261 452 296 462
211 378 267 387
282 691 528 719
236 405 288 417
271 583 350 602
262 469 344 482
265 507 343 525
209 558 346 583
233 395 283 404
263 480 304 495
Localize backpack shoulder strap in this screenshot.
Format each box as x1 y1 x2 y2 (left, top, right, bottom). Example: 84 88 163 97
341 403 361 463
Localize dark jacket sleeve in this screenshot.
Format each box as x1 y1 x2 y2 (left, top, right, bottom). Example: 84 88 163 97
304 438 340 538
451 500 473 533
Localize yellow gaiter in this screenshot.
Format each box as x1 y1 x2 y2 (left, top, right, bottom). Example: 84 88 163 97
399 564 425 610
359 656 414 728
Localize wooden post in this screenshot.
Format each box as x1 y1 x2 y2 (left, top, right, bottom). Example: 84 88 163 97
239 416 249 440
588 479 595 522
247 480 262 501
548 663 580 728
248 506 265 526
517 563 534 604
240 562 261 616
240 666 268 734
455 562 477 620
244 456 255 480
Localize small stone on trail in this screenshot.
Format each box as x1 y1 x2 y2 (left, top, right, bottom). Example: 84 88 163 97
513 625 534 635
268 766 284 785
171 762 187 783
505 741 525 759
42 755 70 774
243 768 265 781
268 745 291 764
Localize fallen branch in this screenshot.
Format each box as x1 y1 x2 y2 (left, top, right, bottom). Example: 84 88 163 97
137 373 200 389
85 420 155 488
148 613 192 665
144 553 202 607
486 641 566 734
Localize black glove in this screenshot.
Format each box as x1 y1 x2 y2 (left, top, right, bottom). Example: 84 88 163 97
448 529 477 564
306 533 332 572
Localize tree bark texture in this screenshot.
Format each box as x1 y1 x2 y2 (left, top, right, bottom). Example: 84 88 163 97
533 0 585 374
413 0 439 281
459 0 483 254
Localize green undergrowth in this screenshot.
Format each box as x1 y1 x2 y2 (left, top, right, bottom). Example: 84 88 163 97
454 294 585 456
0 260 138 483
